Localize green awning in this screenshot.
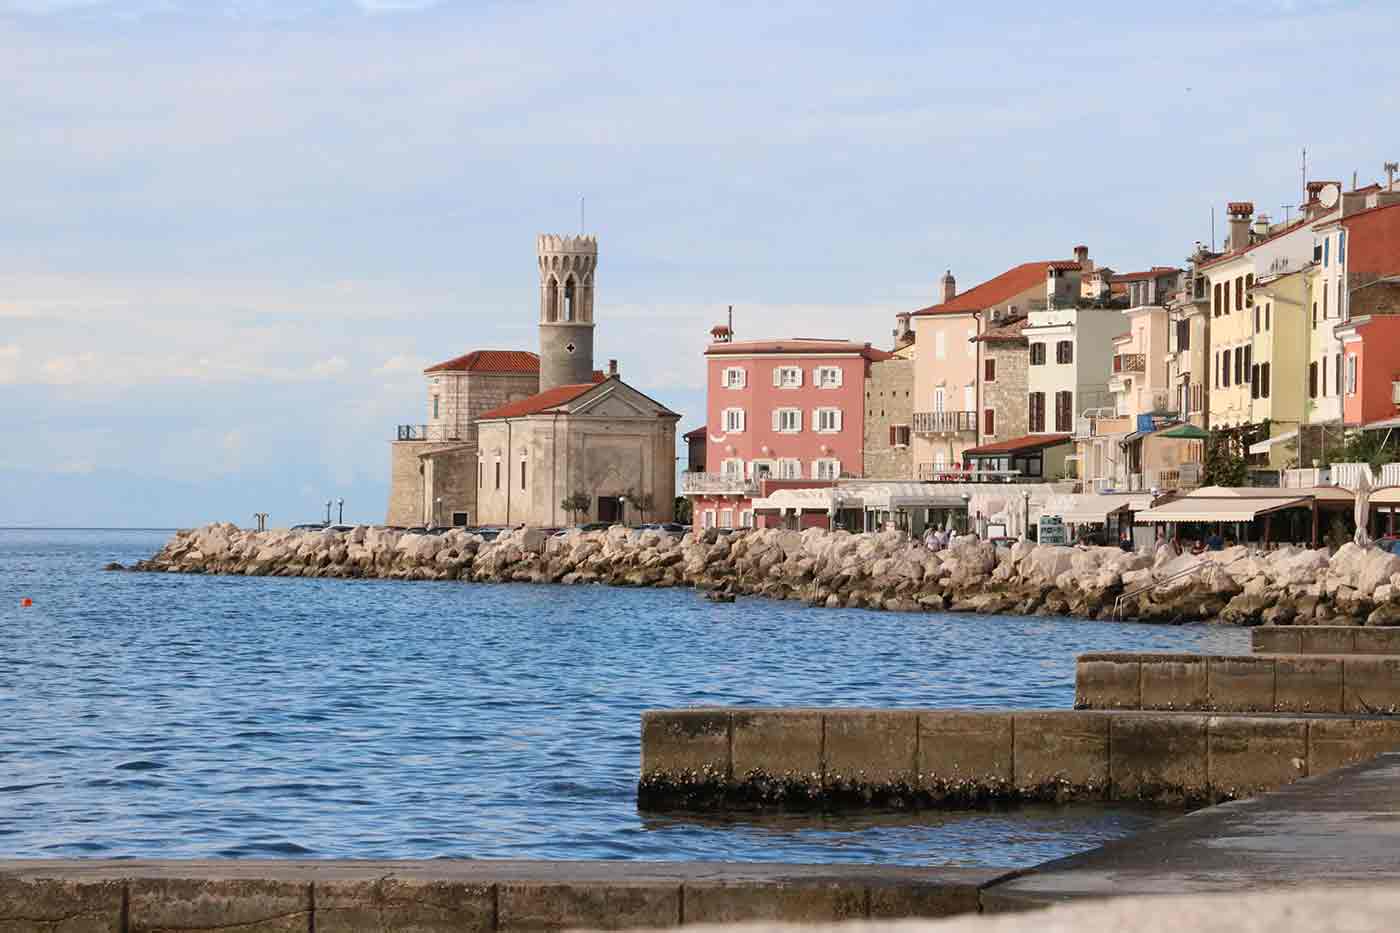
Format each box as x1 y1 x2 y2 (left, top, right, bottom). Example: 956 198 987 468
1158 424 1209 440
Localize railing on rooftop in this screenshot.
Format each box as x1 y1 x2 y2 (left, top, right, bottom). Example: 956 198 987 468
916 463 1026 483
912 410 977 434
396 424 464 442
680 471 760 496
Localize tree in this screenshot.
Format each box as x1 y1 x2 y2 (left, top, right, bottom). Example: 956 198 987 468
673 496 692 524
623 488 655 523
560 492 591 525
1335 430 1398 470
1202 429 1248 487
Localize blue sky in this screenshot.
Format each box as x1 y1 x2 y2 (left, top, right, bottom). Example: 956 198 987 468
2 0 1396 526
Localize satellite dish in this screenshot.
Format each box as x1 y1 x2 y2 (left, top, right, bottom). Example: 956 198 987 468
1320 183 1341 208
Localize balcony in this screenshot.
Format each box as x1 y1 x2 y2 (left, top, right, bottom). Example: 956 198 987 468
396 424 464 442
912 410 977 434
1112 353 1146 374
916 463 1026 483
681 471 759 496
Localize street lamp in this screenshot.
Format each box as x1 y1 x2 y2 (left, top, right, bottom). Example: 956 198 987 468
618 495 629 527
1021 489 1031 542
337 498 345 525
434 497 443 528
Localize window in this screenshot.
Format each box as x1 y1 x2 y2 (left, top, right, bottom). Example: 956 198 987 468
722 366 746 389
721 458 744 478
478 463 483 488
432 396 440 419
813 459 841 480
1254 307 1260 334
934 331 947 359
1265 303 1271 331
722 407 745 433
1312 302 1318 329
1224 280 1231 314
984 358 996 382
1324 237 1330 268
1054 390 1073 432
1261 363 1271 399
778 458 802 479
1335 353 1342 397
1309 361 1319 399
719 509 733 529
774 366 802 388
1251 365 1260 399
520 459 526 490
1213 282 1222 316
740 510 753 528
1340 230 1347 262
983 408 995 436
751 460 774 480
815 407 842 433
1235 276 1244 311
701 510 715 529
1030 343 1047 366
1245 273 1254 306
773 408 802 433
1314 242 1324 263
1243 345 1252 381
1056 340 1074 364
1346 354 1358 394
889 425 911 447
1176 319 1190 350
1323 284 1329 319
932 386 945 412
815 366 843 388
494 461 501 490
1028 392 1046 432
1322 357 1328 396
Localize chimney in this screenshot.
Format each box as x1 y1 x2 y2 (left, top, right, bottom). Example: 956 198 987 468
1073 244 1092 273
607 359 618 378
940 270 956 304
1226 202 1254 250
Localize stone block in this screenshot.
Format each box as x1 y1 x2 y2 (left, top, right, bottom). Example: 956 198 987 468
866 881 981 919
1274 657 1343 713
1011 711 1110 797
683 882 865 924
1074 659 1140 709
822 710 917 787
497 883 678 931
1342 657 1400 714
1207 657 1275 712
1140 657 1208 711
1108 714 1209 802
0 878 122 933
731 710 822 782
1207 716 1308 799
1251 627 1301 655
315 879 493 933
640 710 730 779
918 711 1013 789
1355 629 1400 655
127 879 310 933
1300 627 1356 655
1307 719 1400 775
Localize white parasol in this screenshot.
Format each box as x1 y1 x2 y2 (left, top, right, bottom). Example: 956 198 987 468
1355 469 1373 547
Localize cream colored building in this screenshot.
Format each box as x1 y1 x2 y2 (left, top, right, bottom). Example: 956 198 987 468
1248 268 1310 468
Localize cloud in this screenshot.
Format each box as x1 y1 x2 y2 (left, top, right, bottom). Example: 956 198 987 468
0 344 19 383
374 354 424 375
309 356 348 379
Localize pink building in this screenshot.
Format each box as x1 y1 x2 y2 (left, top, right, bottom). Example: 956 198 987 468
683 335 891 530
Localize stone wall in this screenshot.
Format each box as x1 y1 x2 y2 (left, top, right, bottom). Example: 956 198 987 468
862 357 914 479
982 338 1028 443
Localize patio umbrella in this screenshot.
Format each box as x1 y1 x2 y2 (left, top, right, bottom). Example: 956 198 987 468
1158 424 1209 440
1355 469 1373 547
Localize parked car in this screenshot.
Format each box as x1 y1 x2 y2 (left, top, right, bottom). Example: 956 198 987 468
290 522 327 531
639 522 688 533
467 526 505 541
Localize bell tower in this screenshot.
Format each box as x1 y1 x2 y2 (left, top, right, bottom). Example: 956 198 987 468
537 234 597 391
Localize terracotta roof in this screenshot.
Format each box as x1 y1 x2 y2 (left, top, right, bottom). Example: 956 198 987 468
1113 331 1132 341
964 433 1072 456
911 260 1072 316
1198 213 1321 270
683 426 707 441
705 339 893 361
424 350 539 375
1112 267 1181 282
975 315 1029 342
477 382 601 420
1047 260 1083 271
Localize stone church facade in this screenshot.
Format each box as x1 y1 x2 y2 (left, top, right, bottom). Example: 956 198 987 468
386 233 679 527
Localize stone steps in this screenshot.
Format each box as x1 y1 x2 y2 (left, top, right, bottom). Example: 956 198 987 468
638 707 1400 809
1076 651 1400 714
1253 625 1400 655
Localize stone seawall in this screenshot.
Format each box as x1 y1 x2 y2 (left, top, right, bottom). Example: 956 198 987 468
129 524 1400 626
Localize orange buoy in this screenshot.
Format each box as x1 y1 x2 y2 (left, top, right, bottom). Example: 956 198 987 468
20 598 33 607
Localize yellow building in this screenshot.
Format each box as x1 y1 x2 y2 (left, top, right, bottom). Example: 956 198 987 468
1248 268 1310 468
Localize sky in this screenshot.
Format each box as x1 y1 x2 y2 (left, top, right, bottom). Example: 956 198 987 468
2 0 1397 526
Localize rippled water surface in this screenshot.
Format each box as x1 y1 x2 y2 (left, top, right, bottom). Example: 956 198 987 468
0 529 1248 866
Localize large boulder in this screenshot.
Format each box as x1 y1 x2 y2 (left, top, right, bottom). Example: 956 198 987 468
1356 549 1400 595
1025 546 1076 584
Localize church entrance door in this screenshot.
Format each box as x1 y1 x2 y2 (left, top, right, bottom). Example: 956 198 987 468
597 496 622 524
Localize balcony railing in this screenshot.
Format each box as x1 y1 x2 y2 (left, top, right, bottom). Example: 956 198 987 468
916 463 1026 483
912 410 977 434
681 471 760 496
396 424 464 442
1112 353 1146 374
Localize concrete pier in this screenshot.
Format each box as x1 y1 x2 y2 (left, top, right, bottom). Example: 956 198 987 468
1252 624 1400 655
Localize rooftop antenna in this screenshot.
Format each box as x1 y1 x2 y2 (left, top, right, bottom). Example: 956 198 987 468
727 304 734 337
1281 204 1292 223
1301 146 1308 200
580 196 585 234
1386 162 1398 192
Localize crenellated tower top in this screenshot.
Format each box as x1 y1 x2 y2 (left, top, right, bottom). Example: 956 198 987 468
536 233 598 391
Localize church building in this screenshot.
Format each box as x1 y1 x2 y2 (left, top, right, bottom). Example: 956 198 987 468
385 233 679 527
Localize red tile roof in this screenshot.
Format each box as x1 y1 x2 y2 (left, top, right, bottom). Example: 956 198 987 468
705 339 893 361
424 350 540 374
477 382 600 420
1047 260 1083 271
975 315 1029 342
1198 214 1320 270
1112 267 1181 282
910 261 1072 316
964 433 1072 456
683 426 707 441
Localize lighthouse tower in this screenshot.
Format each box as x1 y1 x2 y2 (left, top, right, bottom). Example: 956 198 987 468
537 234 597 392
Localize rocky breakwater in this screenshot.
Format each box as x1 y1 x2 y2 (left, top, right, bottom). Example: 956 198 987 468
130 524 1400 625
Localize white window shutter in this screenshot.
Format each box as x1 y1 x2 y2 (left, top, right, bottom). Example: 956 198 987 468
740 368 747 388
738 409 746 432
771 409 781 432
810 461 819 479
796 410 803 432
796 367 804 387
835 367 843 387
834 409 843 431
772 367 781 387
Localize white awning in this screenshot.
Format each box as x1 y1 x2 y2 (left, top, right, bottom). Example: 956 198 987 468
1249 429 1299 455
1135 495 1308 523
1050 494 1155 525
751 488 841 512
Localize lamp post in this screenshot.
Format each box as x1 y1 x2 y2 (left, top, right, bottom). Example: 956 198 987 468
960 492 971 535
324 500 332 526
337 498 345 525
434 497 443 529
618 495 629 527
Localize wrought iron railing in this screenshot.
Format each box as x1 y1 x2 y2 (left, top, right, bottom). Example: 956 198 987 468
912 410 977 434
1112 353 1146 374
916 463 1026 483
396 424 464 442
680 471 760 495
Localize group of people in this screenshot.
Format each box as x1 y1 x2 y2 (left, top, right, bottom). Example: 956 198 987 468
921 526 960 552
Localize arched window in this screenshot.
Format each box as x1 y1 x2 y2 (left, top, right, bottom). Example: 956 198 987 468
564 277 576 322
546 277 559 322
